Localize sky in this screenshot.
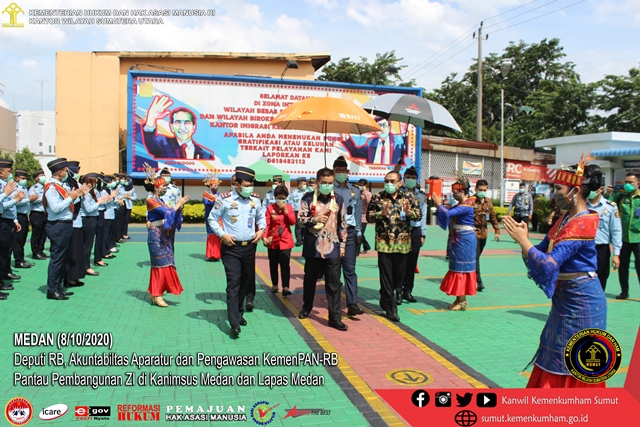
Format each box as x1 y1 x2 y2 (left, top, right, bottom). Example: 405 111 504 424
0 0 638 111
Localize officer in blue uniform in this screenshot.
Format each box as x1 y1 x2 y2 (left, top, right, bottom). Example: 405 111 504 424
209 166 266 336
587 184 622 290
29 169 48 260
44 158 90 300
332 156 364 316
262 175 282 208
288 177 307 246
0 159 21 299
158 168 182 250
1 161 25 282
12 169 35 269
397 166 427 303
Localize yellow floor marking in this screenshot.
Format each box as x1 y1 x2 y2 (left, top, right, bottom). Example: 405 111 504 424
519 365 628 379
409 298 640 314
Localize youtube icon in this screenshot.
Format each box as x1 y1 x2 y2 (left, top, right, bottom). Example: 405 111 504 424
476 392 497 408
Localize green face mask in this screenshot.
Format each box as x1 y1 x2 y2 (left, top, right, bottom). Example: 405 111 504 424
38 176 47 184
240 186 253 198
73 173 80 181
476 191 487 199
319 184 333 195
624 183 636 193
6 173 13 181
18 179 27 187
163 176 171 184
385 183 397 195
300 184 307 191
588 191 599 200
404 178 417 189
335 173 348 183
272 184 278 191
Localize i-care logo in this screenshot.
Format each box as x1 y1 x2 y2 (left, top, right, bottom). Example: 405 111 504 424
39 404 68 421
2 2 24 27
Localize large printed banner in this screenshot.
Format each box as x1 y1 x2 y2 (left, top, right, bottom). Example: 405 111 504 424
127 72 420 181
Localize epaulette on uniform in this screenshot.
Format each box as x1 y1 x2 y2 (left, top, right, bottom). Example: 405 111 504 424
252 192 261 198
221 191 233 199
605 199 616 206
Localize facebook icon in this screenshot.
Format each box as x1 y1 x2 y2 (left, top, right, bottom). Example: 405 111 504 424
411 390 430 408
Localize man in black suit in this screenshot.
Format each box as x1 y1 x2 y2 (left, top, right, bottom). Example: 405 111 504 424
142 95 215 160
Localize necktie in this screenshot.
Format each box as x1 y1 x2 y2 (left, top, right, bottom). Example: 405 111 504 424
381 141 386 164
180 144 188 158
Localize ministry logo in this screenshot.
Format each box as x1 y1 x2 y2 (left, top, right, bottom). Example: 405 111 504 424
2 3 24 27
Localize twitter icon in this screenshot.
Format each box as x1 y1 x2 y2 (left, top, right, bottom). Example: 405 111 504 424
456 392 473 407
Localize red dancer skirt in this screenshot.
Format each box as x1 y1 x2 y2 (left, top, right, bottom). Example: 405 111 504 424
440 271 477 296
206 234 221 260
527 365 606 388
148 266 184 296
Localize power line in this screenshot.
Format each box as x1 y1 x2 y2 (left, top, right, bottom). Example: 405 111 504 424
484 0 559 29
490 0 586 34
412 40 477 81
481 0 540 23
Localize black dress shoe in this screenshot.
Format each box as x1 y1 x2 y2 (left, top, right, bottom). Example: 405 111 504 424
245 302 254 312
477 283 485 292
0 293 7 300
41 253 50 258
3 273 20 280
239 317 247 326
86 271 100 276
0 283 14 291
14 261 31 269
33 253 47 260
328 320 348 331
386 312 400 322
347 304 365 316
616 292 629 300
298 310 310 319
395 295 402 306
65 281 85 288
27 261 36 267
104 254 116 259
60 290 74 296
47 292 69 300
403 293 417 303
230 325 241 336
295 241 302 247
95 262 109 267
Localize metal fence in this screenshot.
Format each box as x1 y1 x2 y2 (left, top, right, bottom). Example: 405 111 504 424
421 150 503 192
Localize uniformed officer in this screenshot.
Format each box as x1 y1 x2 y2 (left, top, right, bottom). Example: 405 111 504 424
587 184 622 291
332 156 364 316
44 158 90 300
397 166 427 304
159 168 182 250
0 161 25 282
29 169 48 260
509 183 533 235
288 177 307 246
262 175 282 208
0 159 21 300
308 178 317 193
209 166 266 336
12 169 34 269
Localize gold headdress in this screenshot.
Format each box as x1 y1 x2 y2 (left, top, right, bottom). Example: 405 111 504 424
143 162 166 188
555 152 595 186
452 169 469 192
203 172 219 186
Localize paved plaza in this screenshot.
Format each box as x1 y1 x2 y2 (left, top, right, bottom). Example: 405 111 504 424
1 224 638 426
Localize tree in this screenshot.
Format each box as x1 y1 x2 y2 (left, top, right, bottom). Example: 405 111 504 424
426 38 595 147
591 68 640 132
317 51 416 87
14 148 43 187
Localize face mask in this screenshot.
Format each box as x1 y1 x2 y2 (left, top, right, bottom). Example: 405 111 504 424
300 184 307 191
18 179 27 187
588 191 599 200
624 183 636 193
110 182 118 189
405 178 417 189
6 173 13 181
159 190 167 197
38 176 47 184
519 188 525 194
335 173 348 184
240 186 253 198
163 176 171 184
385 183 397 195
554 190 573 211
60 173 68 182
477 191 487 199
319 184 333 195
272 184 278 191
73 173 80 181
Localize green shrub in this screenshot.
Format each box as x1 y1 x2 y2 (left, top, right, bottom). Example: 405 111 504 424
131 205 147 222
494 207 509 221
129 202 205 223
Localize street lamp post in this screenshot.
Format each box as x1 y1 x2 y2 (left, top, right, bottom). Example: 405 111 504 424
499 59 513 208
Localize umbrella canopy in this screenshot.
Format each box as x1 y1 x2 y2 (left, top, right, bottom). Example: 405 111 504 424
247 159 290 183
361 93 461 133
270 95 381 166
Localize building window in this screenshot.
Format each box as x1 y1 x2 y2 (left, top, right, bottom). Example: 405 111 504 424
48 146 52 153
39 151 43 155
39 142 43 146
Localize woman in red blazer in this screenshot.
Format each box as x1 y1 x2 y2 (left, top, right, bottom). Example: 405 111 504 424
263 185 296 296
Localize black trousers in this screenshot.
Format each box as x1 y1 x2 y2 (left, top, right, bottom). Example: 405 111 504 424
342 227 359 305
12 213 29 263
46 220 73 293
0 219 14 278
82 216 97 270
93 211 105 263
302 257 342 322
107 211 118 249
400 227 422 294
65 227 85 281
268 248 291 289
476 238 488 286
619 242 640 294
378 252 407 316
29 211 47 256
221 243 257 326
294 211 302 244
359 223 371 252
103 218 114 257
115 205 126 241
124 208 132 236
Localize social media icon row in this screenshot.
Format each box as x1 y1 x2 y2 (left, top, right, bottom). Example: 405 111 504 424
411 391 497 408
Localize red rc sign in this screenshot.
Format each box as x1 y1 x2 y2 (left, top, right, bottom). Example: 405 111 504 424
505 160 555 182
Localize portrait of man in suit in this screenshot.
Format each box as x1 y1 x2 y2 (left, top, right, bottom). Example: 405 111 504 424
339 117 406 166
142 95 215 160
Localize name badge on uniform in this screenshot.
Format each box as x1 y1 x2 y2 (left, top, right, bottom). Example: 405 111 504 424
248 216 254 229
485 213 490 221
278 226 284 236
231 202 238 209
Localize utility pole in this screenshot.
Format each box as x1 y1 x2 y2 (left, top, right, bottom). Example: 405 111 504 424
33 79 49 110
474 22 487 142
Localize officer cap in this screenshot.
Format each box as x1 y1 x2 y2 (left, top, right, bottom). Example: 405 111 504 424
160 168 171 176
297 177 307 182
14 169 28 178
33 169 45 178
236 166 255 183
47 158 68 174
272 175 283 183
332 156 348 168
0 158 13 168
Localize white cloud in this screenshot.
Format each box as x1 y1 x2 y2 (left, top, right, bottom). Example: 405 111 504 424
21 59 37 68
